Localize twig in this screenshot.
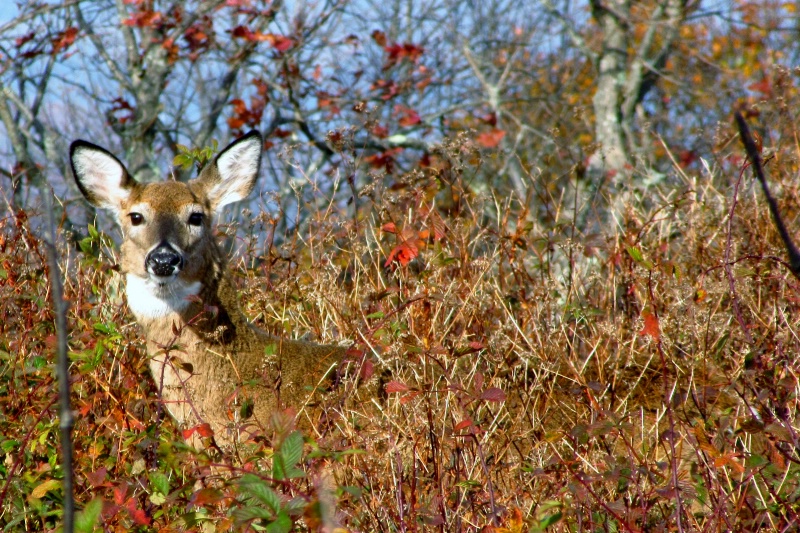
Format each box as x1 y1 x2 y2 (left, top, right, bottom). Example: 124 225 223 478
723 133 755 345
645 271 685 533
42 191 75 533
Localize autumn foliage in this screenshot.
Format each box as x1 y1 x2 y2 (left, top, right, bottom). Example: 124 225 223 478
5 0 800 531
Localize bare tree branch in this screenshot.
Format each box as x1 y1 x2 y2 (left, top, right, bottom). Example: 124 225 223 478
735 112 800 279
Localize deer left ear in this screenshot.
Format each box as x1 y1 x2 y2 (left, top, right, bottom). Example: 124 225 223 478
197 130 263 212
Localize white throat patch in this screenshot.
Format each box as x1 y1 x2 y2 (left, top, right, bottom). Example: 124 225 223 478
126 274 202 319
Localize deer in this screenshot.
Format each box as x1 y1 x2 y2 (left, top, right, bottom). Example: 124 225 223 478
69 130 361 450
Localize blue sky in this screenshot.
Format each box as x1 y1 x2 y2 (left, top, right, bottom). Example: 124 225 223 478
0 3 18 23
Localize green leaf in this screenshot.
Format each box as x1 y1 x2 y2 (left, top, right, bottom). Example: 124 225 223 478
272 455 285 481
149 471 170 496
366 311 385 319
173 154 193 170
281 431 304 471
75 498 103 533
78 237 95 255
29 478 61 499
539 511 562 527
232 506 274 522
240 397 255 419
626 246 654 270
746 454 769 468
266 511 292 533
239 474 282 513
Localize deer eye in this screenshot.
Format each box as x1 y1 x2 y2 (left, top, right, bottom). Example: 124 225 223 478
129 213 144 226
188 212 204 226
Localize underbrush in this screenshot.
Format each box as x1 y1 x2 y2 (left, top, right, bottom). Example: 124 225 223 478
3 135 800 532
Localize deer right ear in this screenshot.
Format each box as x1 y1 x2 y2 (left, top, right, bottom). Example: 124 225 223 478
70 140 134 211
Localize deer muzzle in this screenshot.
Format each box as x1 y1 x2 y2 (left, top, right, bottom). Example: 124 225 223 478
146 243 184 278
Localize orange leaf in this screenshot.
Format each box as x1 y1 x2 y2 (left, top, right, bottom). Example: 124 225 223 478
190 488 223 507
476 128 506 148
639 311 660 340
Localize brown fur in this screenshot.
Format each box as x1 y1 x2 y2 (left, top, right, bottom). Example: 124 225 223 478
70 132 357 449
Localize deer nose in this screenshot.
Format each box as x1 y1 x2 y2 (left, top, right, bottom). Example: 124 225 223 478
146 244 184 277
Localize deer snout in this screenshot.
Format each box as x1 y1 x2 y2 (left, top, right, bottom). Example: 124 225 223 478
146 244 184 278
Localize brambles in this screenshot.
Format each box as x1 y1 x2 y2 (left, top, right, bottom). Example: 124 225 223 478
5 115 800 529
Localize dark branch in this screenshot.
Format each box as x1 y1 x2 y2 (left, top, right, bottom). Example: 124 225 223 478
735 111 800 279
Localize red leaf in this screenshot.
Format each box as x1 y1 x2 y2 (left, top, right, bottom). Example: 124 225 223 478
384 240 419 267
270 34 293 52
384 380 410 393
454 418 473 431
640 311 660 340
129 506 151 526
121 10 162 28
182 422 213 439
86 467 107 488
748 77 772 97
395 105 421 127
359 358 375 380
51 27 78 54
371 30 387 46
480 387 506 402
381 222 398 234
476 128 506 148
113 483 128 505
372 124 389 138
383 42 424 69
399 390 421 404
15 31 35 48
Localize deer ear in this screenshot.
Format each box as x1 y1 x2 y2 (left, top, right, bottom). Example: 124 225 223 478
70 140 134 212
197 130 262 212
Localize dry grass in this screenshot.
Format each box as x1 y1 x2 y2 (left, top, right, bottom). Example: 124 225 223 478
3 129 800 532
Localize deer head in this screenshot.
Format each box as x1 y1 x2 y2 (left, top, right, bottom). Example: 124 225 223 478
69 131 263 320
